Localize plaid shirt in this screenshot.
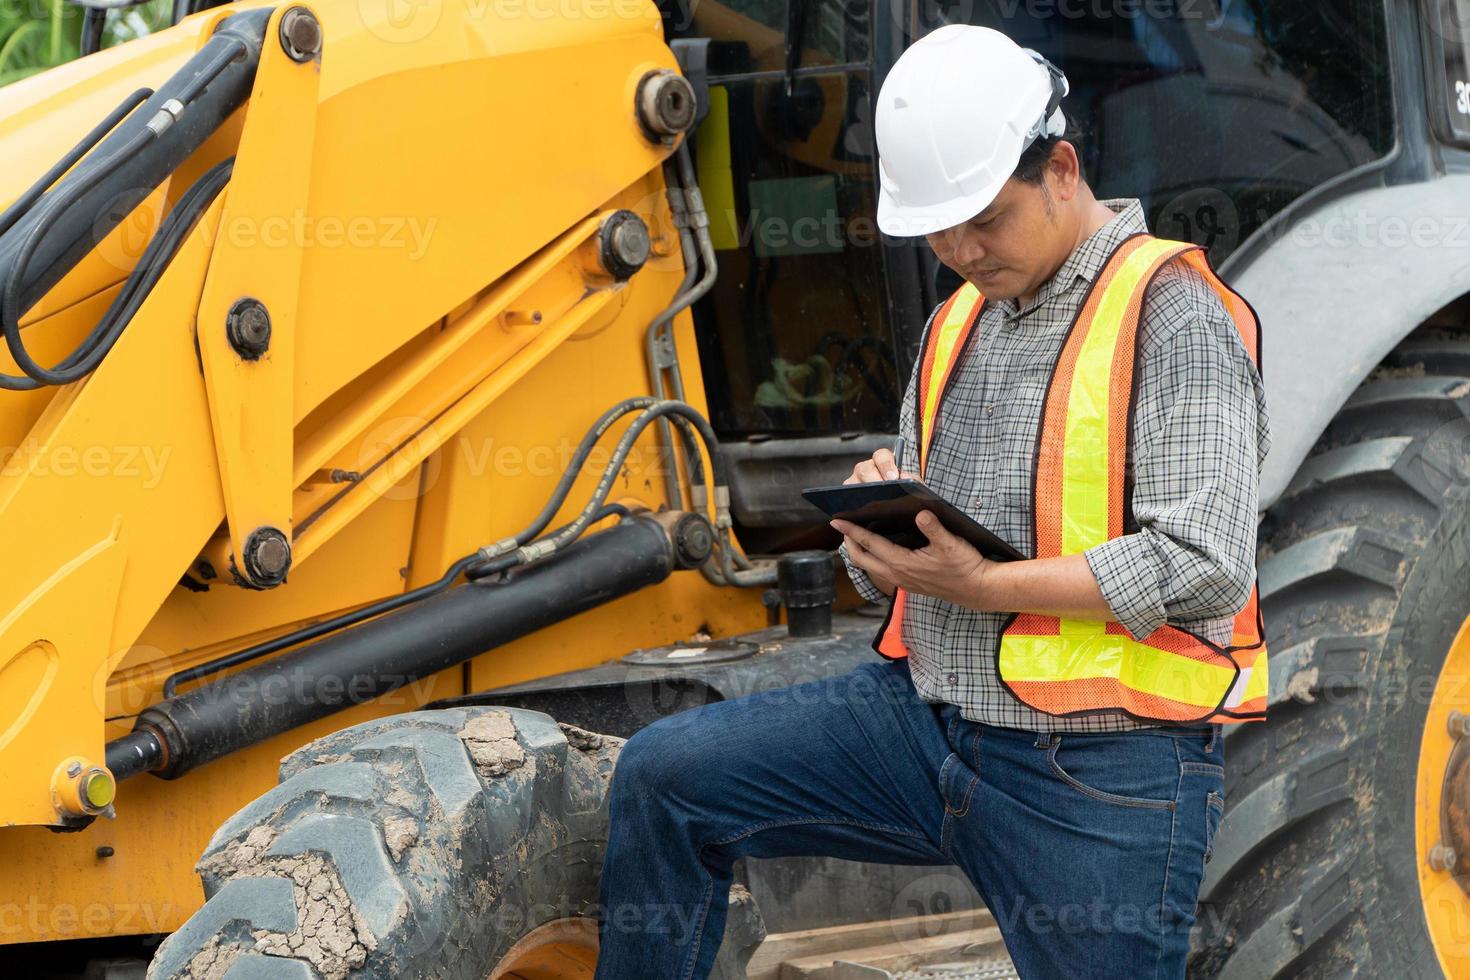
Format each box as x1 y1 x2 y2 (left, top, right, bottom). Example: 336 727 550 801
841 199 1272 732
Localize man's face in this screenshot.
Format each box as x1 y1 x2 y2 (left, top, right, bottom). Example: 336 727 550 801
924 176 1066 302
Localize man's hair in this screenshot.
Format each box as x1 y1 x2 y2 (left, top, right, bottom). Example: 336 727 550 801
1011 112 1086 185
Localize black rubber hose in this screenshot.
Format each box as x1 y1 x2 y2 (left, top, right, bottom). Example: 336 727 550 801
0 88 152 241
0 7 268 388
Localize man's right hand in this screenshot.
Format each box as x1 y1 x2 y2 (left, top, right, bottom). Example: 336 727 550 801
839 447 919 598
844 447 918 485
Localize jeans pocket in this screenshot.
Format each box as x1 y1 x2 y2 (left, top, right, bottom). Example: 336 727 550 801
1043 733 1178 811
1204 790 1225 867
938 750 979 818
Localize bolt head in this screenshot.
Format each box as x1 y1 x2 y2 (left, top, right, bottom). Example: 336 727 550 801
226 298 272 360
1450 711 1470 740
1430 842 1459 872
637 70 697 138
241 527 292 588
280 8 322 62
611 221 650 268
598 211 650 280
65 762 81 778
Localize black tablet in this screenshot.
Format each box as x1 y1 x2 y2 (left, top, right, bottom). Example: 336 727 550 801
802 479 1025 561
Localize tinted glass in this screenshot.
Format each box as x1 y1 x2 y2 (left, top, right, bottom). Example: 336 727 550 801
922 0 1395 258
690 71 900 435
1431 0 1470 143
684 0 872 75
669 0 902 437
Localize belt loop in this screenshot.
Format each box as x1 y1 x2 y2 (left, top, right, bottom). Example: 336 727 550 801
1205 724 1217 754
1033 732 1049 749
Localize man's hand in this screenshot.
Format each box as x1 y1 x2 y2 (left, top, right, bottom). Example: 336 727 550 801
838 446 919 597
833 510 997 608
844 447 917 485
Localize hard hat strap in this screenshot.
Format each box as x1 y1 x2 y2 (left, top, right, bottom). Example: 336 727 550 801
1021 49 1070 145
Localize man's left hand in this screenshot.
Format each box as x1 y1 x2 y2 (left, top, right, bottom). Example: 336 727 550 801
833 511 995 609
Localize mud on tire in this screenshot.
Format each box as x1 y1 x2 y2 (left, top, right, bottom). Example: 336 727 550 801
147 707 764 979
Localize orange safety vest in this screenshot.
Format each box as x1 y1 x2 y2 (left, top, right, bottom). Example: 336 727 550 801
874 233 1269 725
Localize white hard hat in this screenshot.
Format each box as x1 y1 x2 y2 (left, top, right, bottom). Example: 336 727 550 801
875 25 1070 237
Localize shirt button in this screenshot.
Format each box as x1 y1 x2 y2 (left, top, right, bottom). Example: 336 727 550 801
946 672 959 686
984 405 995 418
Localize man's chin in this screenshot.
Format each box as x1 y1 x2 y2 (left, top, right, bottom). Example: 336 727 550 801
969 270 1018 299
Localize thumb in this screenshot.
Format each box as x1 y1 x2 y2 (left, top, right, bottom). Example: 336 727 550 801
915 510 955 547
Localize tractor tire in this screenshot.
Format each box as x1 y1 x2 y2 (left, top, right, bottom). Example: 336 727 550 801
1189 334 1470 978
147 707 765 980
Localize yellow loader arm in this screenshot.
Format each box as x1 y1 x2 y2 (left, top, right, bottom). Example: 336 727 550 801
0 0 709 829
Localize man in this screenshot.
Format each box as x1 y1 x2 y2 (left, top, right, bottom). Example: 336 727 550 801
593 24 1271 980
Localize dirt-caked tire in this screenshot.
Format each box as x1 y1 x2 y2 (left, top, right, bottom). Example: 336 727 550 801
1190 332 1470 978
146 707 765 979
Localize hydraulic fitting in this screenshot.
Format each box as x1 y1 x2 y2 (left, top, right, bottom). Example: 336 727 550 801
52 757 116 818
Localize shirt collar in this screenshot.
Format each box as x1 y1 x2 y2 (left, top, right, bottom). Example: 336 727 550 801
999 197 1147 321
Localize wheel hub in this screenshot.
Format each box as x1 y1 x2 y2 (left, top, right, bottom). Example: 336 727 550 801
1439 713 1470 879
1418 617 1470 971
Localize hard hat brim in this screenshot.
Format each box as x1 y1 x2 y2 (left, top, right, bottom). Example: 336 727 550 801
875 172 1010 239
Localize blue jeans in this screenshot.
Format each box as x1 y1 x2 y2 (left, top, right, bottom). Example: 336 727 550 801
593 659 1225 980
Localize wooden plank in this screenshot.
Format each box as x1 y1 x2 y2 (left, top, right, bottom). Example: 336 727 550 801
776 926 1008 979
745 909 1006 980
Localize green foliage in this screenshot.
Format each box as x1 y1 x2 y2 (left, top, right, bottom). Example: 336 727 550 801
0 0 173 87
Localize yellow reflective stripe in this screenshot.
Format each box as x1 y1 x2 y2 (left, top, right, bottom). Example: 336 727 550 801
1239 647 1269 703
999 633 1235 709
919 284 981 474
1058 238 1183 554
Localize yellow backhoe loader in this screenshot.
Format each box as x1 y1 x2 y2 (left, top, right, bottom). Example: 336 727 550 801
4 0 1470 976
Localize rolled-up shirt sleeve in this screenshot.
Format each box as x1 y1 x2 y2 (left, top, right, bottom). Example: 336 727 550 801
1082 265 1271 640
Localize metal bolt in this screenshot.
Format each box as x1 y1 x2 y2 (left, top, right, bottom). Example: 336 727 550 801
65 761 81 778
225 298 271 360
598 211 650 281
241 527 292 588
279 8 322 63
636 70 697 139
96 846 115 859
1430 841 1459 873
1449 711 1470 740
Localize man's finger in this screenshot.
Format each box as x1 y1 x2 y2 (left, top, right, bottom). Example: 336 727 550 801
915 510 960 548
873 448 899 481
841 534 896 583
831 519 909 565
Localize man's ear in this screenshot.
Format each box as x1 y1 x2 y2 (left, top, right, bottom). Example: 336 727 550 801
1046 140 1082 204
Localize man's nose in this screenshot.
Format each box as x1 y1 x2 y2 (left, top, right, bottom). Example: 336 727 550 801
952 234 986 267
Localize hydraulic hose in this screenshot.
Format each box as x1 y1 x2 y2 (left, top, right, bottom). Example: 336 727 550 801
160 397 715 697
0 7 269 390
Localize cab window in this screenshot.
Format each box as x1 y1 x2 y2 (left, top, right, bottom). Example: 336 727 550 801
668 0 902 438
922 0 1396 259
